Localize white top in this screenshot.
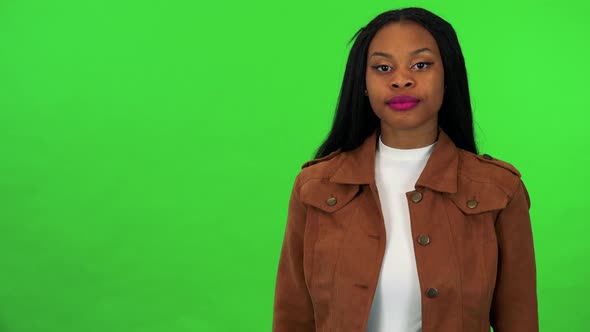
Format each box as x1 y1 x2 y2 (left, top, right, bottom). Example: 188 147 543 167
366 135 436 332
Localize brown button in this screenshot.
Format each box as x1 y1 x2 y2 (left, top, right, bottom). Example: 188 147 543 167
466 200 478 209
326 197 337 206
410 192 423 203
426 287 439 298
483 154 493 160
418 235 430 246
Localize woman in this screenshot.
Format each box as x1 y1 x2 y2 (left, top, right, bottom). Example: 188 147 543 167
273 7 538 332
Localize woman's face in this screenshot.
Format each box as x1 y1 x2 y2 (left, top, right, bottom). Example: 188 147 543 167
365 21 445 138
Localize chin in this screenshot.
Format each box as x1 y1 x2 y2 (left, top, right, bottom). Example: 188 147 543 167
381 116 437 132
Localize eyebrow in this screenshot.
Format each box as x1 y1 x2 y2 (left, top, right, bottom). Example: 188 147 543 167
369 47 434 59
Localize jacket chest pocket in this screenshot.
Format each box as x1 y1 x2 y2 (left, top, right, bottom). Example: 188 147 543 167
300 180 361 214
299 180 364 301
442 183 510 311
444 182 510 242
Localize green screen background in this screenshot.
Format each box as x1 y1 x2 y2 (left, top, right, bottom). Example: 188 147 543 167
1 0 588 331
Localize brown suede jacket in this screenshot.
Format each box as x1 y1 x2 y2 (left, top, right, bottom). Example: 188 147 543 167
273 128 538 332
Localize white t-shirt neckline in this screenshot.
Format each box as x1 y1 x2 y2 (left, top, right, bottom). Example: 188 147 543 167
377 134 437 161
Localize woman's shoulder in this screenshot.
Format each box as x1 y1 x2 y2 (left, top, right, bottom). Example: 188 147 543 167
300 149 343 169
290 149 360 212
295 149 345 182
457 149 524 195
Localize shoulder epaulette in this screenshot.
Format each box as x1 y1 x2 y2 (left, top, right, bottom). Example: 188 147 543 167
301 149 342 169
475 153 521 177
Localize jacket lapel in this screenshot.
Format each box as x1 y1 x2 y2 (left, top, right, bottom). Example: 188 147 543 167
329 127 459 194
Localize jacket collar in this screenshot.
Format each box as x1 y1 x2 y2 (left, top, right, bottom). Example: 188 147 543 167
330 127 459 194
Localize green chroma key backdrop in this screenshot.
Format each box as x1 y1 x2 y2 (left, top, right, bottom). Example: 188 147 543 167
0 0 588 331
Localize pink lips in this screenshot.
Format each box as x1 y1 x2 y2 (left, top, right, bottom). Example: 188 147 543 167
387 95 420 111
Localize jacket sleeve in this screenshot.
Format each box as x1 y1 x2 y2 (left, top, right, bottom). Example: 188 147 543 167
490 179 539 331
272 174 316 331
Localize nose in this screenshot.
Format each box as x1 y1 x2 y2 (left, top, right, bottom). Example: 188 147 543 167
391 79 414 88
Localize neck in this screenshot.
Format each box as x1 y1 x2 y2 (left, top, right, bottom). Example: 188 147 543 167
379 123 438 149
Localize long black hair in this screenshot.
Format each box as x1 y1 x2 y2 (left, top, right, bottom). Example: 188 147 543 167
314 7 477 158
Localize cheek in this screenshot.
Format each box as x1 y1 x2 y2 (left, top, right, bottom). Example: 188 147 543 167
429 71 445 102
368 96 382 115
365 71 376 89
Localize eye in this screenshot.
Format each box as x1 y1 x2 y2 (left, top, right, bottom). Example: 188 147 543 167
373 65 392 73
411 62 433 70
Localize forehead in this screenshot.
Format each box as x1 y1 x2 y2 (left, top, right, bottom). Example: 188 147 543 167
368 21 440 54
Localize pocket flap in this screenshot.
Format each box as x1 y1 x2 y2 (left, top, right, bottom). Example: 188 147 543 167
446 181 510 215
300 179 360 213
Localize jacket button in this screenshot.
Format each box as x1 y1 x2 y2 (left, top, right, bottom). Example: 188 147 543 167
326 197 337 206
410 192 423 203
483 154 493 160
466 200 478 209
426 287 439 298
417 235 430 246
